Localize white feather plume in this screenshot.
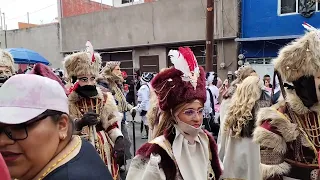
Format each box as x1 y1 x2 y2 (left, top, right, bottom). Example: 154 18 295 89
302 22 317 32
168 50 191 77
86 41 94 61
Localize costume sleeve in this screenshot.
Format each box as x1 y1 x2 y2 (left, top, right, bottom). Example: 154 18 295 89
126 154 166 180
253 104 299 180
101 92 124 143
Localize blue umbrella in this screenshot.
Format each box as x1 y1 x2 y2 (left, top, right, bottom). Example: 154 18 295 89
6 48 50 65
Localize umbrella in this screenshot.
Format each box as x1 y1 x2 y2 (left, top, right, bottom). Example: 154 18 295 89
6 48 50 65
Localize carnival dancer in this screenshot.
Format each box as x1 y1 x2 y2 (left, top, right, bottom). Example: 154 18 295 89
133 72 154 139
221 75 271 180
126 47 222 180
217 65 256 159
64 42 125 180
0 49 15 87
253 23 320 180
97 61 136 163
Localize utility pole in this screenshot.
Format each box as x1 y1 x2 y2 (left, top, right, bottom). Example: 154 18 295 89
27 12 30 24
2 13 6 30
0 9 2 30
205 0 214 72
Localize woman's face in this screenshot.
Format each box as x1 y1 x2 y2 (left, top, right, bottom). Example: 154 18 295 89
177 101 204 128
0 115 69 179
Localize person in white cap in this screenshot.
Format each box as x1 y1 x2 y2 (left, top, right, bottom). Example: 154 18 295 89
0 74 113 180
64 42 124 180
133 72 154 139
0 49 15 87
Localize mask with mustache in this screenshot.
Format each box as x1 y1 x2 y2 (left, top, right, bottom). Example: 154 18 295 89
292 76 318 108
75 85 98 98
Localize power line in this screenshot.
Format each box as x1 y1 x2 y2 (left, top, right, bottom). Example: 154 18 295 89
6 3 56 21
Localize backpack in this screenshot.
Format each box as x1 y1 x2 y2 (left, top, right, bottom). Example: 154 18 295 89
203 88 220 136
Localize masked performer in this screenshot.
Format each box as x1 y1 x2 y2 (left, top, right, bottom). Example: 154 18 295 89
126 47 222 180
253 24 320 180
0 49 15 87
64 42 124 180
221 75 271 180
97 61 136 162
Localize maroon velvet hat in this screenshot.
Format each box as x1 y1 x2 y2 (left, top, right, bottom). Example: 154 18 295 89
30 63 68 94
151 47 206 111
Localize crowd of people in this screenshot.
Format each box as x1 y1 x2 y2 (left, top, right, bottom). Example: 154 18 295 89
0 25 320 180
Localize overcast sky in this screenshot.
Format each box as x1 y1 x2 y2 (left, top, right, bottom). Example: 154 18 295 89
0 0 113 30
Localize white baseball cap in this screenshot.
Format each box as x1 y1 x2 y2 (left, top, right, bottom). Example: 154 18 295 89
0 74 69 124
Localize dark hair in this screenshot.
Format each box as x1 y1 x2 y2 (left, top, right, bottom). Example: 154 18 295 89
264 74 270 78
38 110 74 139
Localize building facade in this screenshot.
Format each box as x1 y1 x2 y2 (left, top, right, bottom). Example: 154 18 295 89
238 0 320 78
0 0 239 80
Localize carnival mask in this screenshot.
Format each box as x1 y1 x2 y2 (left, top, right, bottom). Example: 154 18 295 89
292 75 318 108
75 85 98 98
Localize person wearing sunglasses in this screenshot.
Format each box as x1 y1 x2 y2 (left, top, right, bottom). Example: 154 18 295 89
0 74 113 180
126 47 222 180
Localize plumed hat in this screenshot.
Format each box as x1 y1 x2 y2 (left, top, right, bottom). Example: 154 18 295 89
273 23 320 82
30 63 68 94
151 47 206 111
63 41 102 79
101 61 121 75
0 49 15 74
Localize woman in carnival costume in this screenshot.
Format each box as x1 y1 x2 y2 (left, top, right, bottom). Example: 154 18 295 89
126 47 222 180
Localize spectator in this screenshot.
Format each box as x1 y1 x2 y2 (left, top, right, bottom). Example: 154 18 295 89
0 74 113 180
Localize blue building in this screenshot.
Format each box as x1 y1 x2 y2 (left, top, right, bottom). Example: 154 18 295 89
237 0 320 77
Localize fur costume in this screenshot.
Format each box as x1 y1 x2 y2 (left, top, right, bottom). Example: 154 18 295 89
0 49 15 74
0 49 15 87
64 51 102 80
127 47 222 180
253 27 320 180
64 47 123 179
97 61 133 113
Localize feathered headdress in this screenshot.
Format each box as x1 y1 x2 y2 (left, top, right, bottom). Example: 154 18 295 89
168 47 200 89
273 22 320 82
151 47 206 111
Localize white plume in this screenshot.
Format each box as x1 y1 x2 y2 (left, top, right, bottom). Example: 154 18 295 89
302 22 317 32
168 50 191 76
86 41 94 61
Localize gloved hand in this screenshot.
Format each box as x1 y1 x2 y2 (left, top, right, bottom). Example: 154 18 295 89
130 108 137 119
113 136 125 166
75 111 99 131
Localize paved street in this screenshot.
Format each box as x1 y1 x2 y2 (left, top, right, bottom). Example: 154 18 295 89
120 114 148 179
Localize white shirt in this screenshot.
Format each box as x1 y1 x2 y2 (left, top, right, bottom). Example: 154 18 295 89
204 85 219 115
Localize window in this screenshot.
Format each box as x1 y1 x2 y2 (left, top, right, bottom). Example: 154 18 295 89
122 0 134 4
246 58 273 65
279 0 318 15
280 0 297 14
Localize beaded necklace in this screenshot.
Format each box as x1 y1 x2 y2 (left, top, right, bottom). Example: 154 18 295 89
38 136 82 180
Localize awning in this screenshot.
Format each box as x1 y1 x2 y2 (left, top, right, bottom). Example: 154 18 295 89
235 35 302 42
